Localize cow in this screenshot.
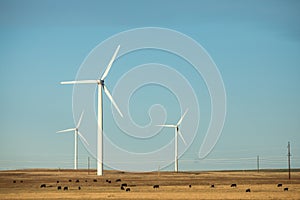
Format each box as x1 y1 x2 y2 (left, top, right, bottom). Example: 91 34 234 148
116 179 121 182
78 186 81 190
126 188 130 192
106 179 109 182
20 180 23 183
40 184 46 188
75 179 79 183
85 180 87 182
189 185 192 188
211 184 215 188
231 183 237 187
69 179 72 182
121 186 125 190
246 188 251 192
108 180 111 183
57 181 59 183
153 185 159 189
63 186 68 191
284 187 288 191
121 183 127 187
13 180 16 183
57 186 62 190
93 179 97 182
277 183 282 187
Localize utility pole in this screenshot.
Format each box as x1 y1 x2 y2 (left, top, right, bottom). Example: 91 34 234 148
288 142 291 180
88 157 90 175
257 155 259 173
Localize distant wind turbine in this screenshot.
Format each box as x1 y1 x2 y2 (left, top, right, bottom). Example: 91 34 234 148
60 45 123 175
57 111 89 170
157 109 188 172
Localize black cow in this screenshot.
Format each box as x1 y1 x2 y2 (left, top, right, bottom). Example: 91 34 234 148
189 185 192 188
57 181 59 183
277 183 282 187
93 179 97 182
231 183 237 187
126 188 130 192
284 187 288 191
121 186 125 190
40 184 46 188
69 179 72 182
116 179 121 182
75 179 79 183
153 185 159 189
57 186 62 190
246 188 251 192
13 180 16 183
106 179 109 182
85 180 87 182
108 180 111 183
78 186 81 190
121 183 127 187
63 186 68 191
211 184 215 188
20 180 23 183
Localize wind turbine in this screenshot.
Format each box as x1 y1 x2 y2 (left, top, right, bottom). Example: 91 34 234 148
57 111 89 170
157 109 188 172
60 45 123 176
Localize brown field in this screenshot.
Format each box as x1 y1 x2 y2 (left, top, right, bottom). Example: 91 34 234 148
0 169 299 200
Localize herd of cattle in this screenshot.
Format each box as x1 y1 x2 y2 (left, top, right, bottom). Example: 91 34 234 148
12 179 290 193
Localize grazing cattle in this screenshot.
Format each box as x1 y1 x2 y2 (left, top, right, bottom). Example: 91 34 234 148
277 183 282 187
78 186 81 190
20 180 23 183
85 180 87 182
121 183 127 187
153 185 159 189
108 180 111 183
116 179 121 182
121 186 125 190
126 188 130 192
75 179 79 183
40 184 46 188
63 186 68 191
211 184 215 188
231 183 237 187
93 179 97 182
69 179 72 182
106 179 109 182
57 186 62 190
57 181 59 183
284 187 288 191
246 188 251 192
189 185 192 188
13 180 16 183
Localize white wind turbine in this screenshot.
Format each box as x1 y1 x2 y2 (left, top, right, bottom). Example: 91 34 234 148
157 109 188 172
60 45 123 176
57 111 89 170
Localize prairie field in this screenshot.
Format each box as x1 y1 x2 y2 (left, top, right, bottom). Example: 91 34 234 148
0 169 299 200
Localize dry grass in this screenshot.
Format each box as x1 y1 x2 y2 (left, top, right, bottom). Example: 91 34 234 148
0 169 299 199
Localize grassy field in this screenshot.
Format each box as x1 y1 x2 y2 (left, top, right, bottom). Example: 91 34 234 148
0 169 299 199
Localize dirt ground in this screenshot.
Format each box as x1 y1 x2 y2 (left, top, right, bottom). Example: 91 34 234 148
0 169 299 199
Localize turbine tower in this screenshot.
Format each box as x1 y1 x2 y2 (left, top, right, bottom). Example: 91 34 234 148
157 109 188 172
57 111 89 169
61 45 123 175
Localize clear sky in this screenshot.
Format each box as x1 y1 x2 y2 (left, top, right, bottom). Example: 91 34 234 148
0 0 299 171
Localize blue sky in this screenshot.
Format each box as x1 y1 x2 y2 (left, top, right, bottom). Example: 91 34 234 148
0 0 299 171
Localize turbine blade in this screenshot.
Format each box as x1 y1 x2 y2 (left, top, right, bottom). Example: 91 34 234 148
177 109 189 126
56 128 76 133
76 110 84 128
103 85 123 117
60 80 98 85
156 124 176 128
101 45 120 80
78 131 89 146
178 129 187 145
